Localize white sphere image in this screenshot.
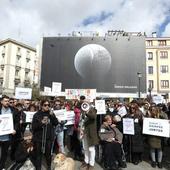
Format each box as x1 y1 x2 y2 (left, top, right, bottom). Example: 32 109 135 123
74 44 112 78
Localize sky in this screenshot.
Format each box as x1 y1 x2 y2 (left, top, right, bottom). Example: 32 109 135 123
0 0 170 47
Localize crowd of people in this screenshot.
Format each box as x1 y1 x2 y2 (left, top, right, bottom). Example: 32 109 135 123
0 95 170 170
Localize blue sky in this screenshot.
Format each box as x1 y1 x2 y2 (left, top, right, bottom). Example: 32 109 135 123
0 0 170 46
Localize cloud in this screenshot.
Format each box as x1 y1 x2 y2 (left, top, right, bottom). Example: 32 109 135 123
0 0 170 46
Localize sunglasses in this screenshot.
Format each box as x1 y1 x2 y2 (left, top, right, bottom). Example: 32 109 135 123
43 104 50 107
131 107 135 109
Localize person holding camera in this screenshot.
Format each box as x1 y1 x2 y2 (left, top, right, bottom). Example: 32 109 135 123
32 100 58 170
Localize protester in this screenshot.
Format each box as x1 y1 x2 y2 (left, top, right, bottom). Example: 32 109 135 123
79 102 99 170
99 115 125 170
146 105 167 168
125 103 144 165
0 95 18 170
32 99 58 170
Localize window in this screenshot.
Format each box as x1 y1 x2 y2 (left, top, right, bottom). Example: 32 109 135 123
160 65 168 73
25 72 29 78
161 80 169 88
148 66 153 74
147 40 153 46
148 80 154 89
159 40 166 46
15 70 19 76
148 52 153 60
160 51 168 58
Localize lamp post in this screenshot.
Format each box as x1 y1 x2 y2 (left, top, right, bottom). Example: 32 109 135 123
148 87 152 102
137 72 142 99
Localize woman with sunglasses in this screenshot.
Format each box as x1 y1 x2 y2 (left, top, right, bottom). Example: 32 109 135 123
125 103 144 165
32 99 58 170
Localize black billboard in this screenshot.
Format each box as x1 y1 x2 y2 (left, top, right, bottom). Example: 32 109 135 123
41 36 146 93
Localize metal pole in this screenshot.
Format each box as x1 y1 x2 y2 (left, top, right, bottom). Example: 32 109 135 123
138 76 141 99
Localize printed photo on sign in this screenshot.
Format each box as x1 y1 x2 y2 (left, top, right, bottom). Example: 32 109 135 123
0 114 14 136
123 118 134 135
143 118 170 138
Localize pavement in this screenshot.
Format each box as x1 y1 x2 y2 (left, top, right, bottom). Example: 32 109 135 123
4 144 170 170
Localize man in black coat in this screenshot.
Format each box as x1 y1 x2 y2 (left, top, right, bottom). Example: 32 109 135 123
32 99 58 170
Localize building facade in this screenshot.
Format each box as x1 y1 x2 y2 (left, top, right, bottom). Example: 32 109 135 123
0 39 38 96
146 37 170 97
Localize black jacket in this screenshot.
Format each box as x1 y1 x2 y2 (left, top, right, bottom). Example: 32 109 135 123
32 110 58 142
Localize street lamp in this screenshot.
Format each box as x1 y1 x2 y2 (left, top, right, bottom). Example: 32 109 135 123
137 72 142 99
148 87 152 102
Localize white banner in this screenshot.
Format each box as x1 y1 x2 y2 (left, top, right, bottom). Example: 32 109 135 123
54 109 67 121
54 109 75 125
25 111 36 123
95 100 106 114
65 111 75 126
143 118 170 137
15 87 32 99
123 118 134 135
0 114 14 136
52 82 62 95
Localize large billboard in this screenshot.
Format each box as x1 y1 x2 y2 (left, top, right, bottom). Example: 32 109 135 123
41 36 146 93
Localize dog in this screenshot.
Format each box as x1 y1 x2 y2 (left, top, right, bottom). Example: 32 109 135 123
53 153 75 170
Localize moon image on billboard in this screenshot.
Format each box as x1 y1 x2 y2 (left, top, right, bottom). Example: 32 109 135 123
74 44 112 78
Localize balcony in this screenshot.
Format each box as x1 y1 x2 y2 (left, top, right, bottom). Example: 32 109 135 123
25 63 30 72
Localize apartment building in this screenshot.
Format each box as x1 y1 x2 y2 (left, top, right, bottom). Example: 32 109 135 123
146 36 170 97
0 39 38 96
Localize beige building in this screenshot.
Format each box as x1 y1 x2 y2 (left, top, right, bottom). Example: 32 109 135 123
146 36 170 97
0 39 38 96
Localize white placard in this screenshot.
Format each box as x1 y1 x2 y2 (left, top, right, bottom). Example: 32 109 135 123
54 109 67 121
95 100 106 114
0 114 14 136
25 111 36 123
152 95 164 104
54 110 75 125
52 82 62 95
123 118 134 135
15 87 32 99
143 118 170 137
44 87 51 93
65 111 75 125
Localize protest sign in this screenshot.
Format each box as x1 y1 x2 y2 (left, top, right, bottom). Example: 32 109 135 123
15 87 32 99
143 118 170 137
95 100 106 114
65 89 96 102
65 111 75 125
123 118 134 135
54 109 67 121
25 111 36 123
0 114 14 136
52 82 62 95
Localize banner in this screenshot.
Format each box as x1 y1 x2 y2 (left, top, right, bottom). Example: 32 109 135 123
0 114 14 136
95 100 106 114
54 109 75 125
25 111 36 123
143 118 170 137
52 82 62 95
123 118 134 135
15 87 32 99
54 109 67 121
65 89 96 102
